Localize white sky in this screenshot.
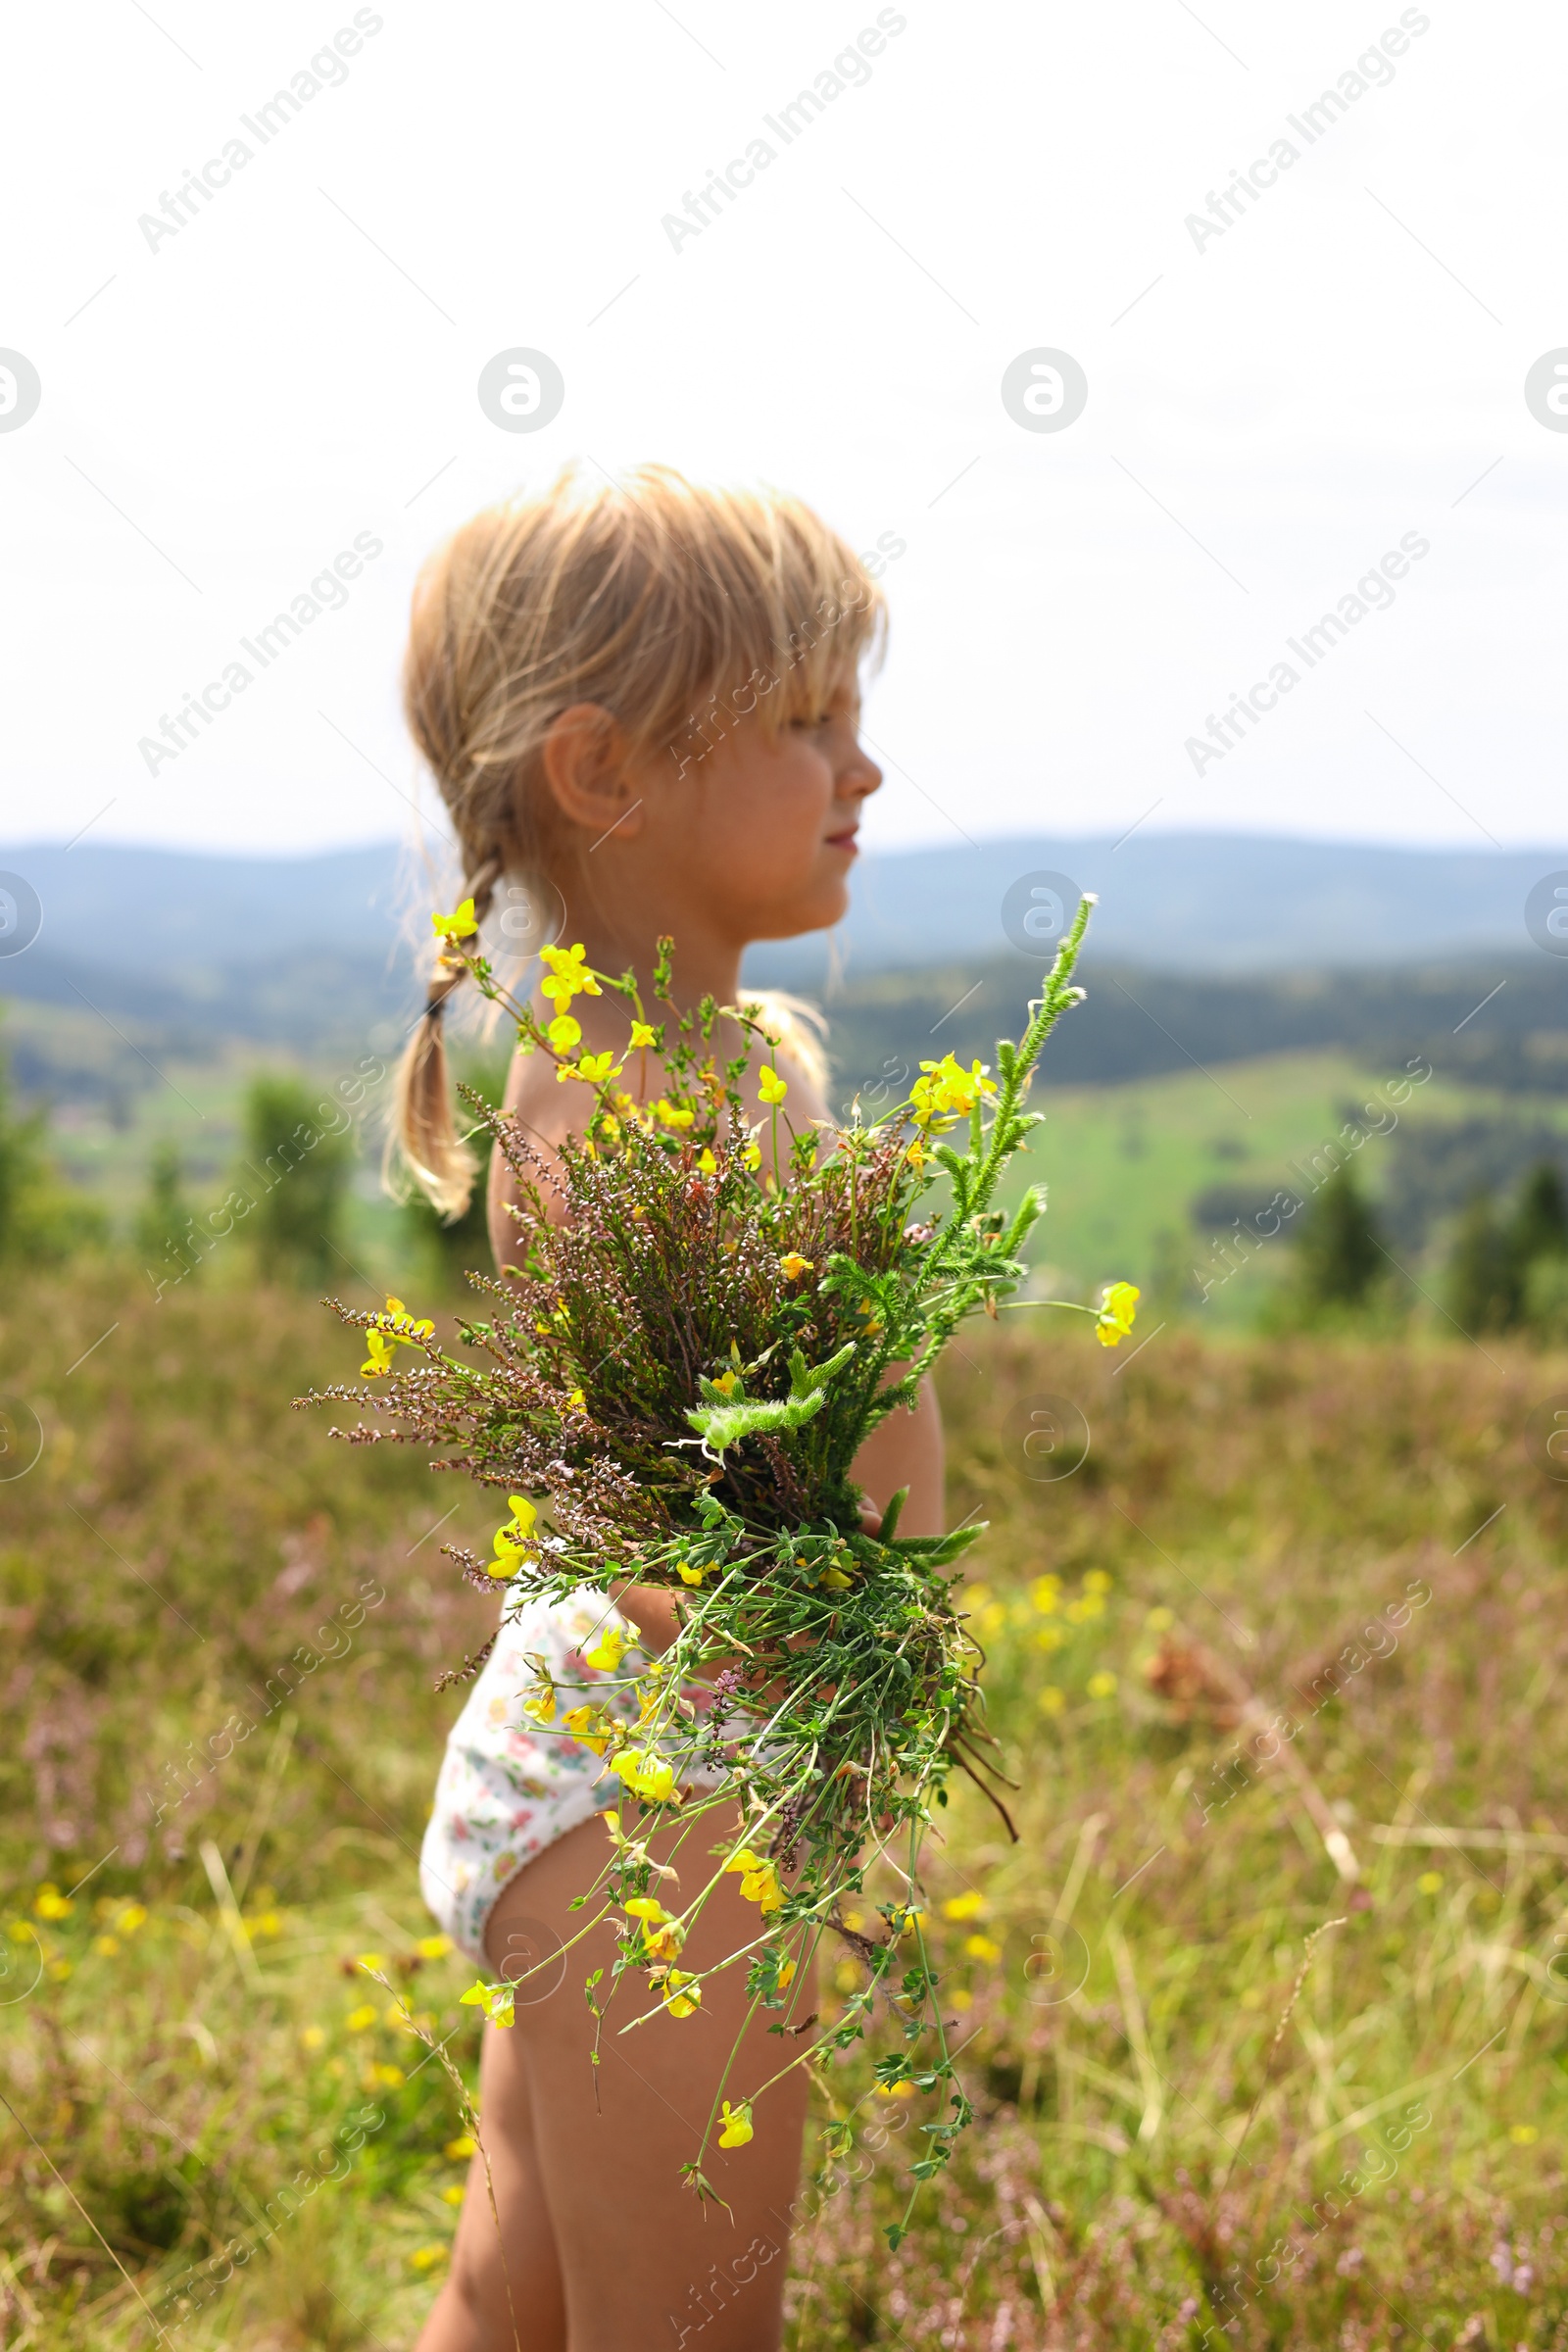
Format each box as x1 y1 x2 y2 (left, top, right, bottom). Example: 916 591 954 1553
2 0 1565 859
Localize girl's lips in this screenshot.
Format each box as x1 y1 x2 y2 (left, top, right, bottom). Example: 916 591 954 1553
825 832 859 857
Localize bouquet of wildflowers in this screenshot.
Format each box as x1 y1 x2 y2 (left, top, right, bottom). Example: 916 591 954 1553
301 894 1136 2234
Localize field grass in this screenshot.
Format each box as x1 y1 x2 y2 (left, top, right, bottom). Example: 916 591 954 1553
2 1261 1566 2347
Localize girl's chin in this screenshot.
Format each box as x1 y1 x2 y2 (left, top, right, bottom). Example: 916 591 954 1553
750 878 852 942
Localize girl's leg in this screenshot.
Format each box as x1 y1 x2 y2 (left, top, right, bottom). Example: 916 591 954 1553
415 2023 568 2352
470 1802 814 2352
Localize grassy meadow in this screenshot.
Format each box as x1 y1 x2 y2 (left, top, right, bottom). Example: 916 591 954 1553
2 1255 1566 2348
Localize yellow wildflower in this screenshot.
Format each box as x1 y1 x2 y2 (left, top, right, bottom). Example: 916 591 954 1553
1087 1671 1118 1700
430 898 477 940
521 1680 556 1726
459 1979 516 2028
409 2245 449 2272
963 1933 1003 1963
562 1705 612 1754
547 1013 582 1054
676 1560 706 1587
697 1147 718 1174
346 2004 377 2033
1084 1569 1112 1593
778 1252 813 1281
361 1329 395 1379
610 1748 677 1803
384 1297 435 1342
32 1885 73 1922
742 1138 762 1170
1095 1281 1140 1348
943 1890 986 1922
539 942 601 1004
1030 1576 1060 1614
566 1388 585 1412
758 1065 788 1105
355 1951 386 1974
583 1624 628 1673
724 1847 783 1914
417 1936 453 1961
1039 1686 1065 1715
656 1098 695 1130
444 2133 477 2161
485 1522 532 1580
93 1934 120 1957
629 1020 658 1049
576 1050 623 1085
300 2025 326 2051
718 2099 754 2147
909 1054 997 1132
650 1966 702 2018
441 2183 466 2204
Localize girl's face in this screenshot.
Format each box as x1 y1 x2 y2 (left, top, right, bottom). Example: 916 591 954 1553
631 676 883 948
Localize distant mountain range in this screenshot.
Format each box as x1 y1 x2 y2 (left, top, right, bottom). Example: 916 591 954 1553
2 836 1566 1107
5 831 1567 994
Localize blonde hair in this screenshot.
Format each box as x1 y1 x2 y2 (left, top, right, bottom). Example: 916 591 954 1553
394 463 885 1214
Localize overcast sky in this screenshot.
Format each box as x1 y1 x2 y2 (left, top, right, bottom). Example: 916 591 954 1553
3 0 1565 862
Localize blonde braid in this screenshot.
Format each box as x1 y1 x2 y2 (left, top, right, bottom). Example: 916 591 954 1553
389 849 504 1219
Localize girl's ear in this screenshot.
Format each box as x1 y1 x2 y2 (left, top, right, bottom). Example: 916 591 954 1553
540 704 646 842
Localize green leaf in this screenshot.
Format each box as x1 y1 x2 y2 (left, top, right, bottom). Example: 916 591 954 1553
787 1339 858 1400
682 1389 828 1458
891 1524 986 1567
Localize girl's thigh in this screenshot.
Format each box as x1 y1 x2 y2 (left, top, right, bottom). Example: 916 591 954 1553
484 1802 815 2352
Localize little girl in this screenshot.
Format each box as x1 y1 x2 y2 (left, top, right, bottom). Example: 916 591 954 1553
394 466 944 2352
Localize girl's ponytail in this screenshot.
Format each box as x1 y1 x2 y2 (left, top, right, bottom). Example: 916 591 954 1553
389 851 503 1219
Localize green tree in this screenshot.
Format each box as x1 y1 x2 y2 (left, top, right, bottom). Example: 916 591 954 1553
0 1044 106 1262
399 1051 507 1289
1290 1161 1385 1314
242 1074 352 1286
134 1141 196 1281
1446 1193 1514 1334
1510 1160 1568 1280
